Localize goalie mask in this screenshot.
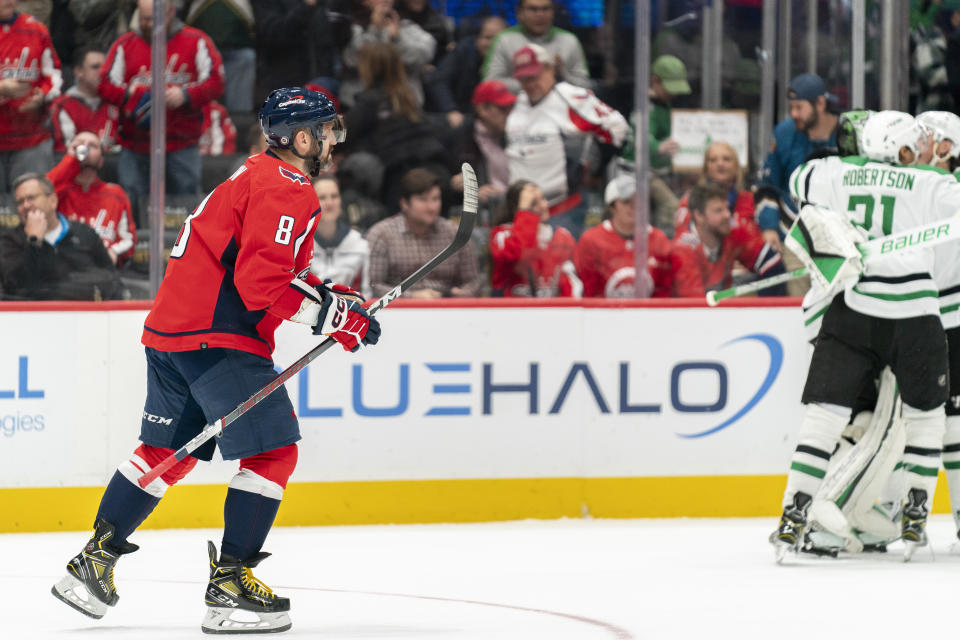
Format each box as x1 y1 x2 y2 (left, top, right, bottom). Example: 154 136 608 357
860 110 929 166
836 109 874 157
917 110 960 167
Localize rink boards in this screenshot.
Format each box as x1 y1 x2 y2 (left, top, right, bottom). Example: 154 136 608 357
0 299 951 531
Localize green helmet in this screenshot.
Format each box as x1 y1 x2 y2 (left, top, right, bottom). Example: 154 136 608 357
836 109 874 157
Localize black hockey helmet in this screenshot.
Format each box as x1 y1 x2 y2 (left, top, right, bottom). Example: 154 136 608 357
259 87 345 150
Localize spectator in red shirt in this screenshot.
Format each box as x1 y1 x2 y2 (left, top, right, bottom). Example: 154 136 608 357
672 182 784 297
99 0 225 221
673 140 759 238
199 100 237 156
0 0 62 191
574 174 675 298
46 130 136 267
489 179 580 297
50 47 119 154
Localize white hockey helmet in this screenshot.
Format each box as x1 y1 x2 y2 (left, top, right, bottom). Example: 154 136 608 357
917 110 960 162
859 110 929 165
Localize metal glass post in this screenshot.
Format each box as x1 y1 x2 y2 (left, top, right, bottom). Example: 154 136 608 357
851 0 865 108
149 0 168 297
757 0 777 179
701 0 722 110
806 0 818 73
777 0 792 122
879 0 908 111
633 0 650 298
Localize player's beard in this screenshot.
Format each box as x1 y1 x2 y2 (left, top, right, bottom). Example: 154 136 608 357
309 139 333 176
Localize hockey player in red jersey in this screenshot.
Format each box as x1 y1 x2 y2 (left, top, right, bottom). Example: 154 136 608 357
0 0 62 190
574 175 675 298
672 182 784 297
46 131 136 265
490 179 581 297
52 88 380 635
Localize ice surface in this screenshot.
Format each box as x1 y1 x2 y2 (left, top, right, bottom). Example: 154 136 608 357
6 516 959 638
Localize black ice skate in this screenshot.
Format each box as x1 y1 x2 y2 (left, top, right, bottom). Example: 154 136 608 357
202 541 292 634
901 488 929 562
772 492 812 564
51 518 139 619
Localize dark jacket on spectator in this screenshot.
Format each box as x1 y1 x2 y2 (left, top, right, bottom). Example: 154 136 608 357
397 1 450 64
251 0 338 105
344 87 450 213
448 114 491 188
345 88 448 172
0 216 123 300
425 36 483 115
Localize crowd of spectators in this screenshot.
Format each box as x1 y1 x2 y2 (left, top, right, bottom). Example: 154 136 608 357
0 0 861 302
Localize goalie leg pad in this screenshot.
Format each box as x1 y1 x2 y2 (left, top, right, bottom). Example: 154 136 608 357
812 369 901 548
902 403 945 497
944 416 960 534
783 403 849 508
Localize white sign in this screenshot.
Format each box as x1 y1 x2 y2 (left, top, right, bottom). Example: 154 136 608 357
670 109 750 171
0 305 809 488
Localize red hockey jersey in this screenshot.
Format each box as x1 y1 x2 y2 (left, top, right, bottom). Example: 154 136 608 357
49 87 119 152
0 12 62 151
672 224 781 297
574 220 674 297
142 152 323 357
47 154 136 265
199 100 236 156
99 22 224 153
490 209 580 297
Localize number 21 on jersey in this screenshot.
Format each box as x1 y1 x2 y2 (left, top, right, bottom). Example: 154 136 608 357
848 194 896 237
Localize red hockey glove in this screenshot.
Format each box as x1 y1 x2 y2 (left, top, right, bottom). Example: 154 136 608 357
315 279 365 304
312 292 381 352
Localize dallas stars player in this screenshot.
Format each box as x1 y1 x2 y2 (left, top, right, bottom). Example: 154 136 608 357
773 111 960 561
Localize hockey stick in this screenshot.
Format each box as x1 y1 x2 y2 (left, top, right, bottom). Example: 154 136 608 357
705 268 808 306
706 214 960 306
137 163 480 489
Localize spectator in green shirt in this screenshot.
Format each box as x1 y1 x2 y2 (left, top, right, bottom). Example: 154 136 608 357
620 55 691 171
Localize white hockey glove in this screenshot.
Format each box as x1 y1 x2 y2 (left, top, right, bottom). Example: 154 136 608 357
785 204 867 290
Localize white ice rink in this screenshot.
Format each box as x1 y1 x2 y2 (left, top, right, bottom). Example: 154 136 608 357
6 516 960 639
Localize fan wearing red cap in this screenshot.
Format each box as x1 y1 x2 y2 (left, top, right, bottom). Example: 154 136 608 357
503 43 628 237
448 80 517 205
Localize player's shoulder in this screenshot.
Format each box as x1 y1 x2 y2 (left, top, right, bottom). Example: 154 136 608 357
904 162 953 178
248 153 313 191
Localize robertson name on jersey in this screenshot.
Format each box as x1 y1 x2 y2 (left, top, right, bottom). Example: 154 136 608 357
791 155 960 319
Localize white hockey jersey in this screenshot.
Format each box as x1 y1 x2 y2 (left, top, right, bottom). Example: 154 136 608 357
505 81 628 206
790 155 960 319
